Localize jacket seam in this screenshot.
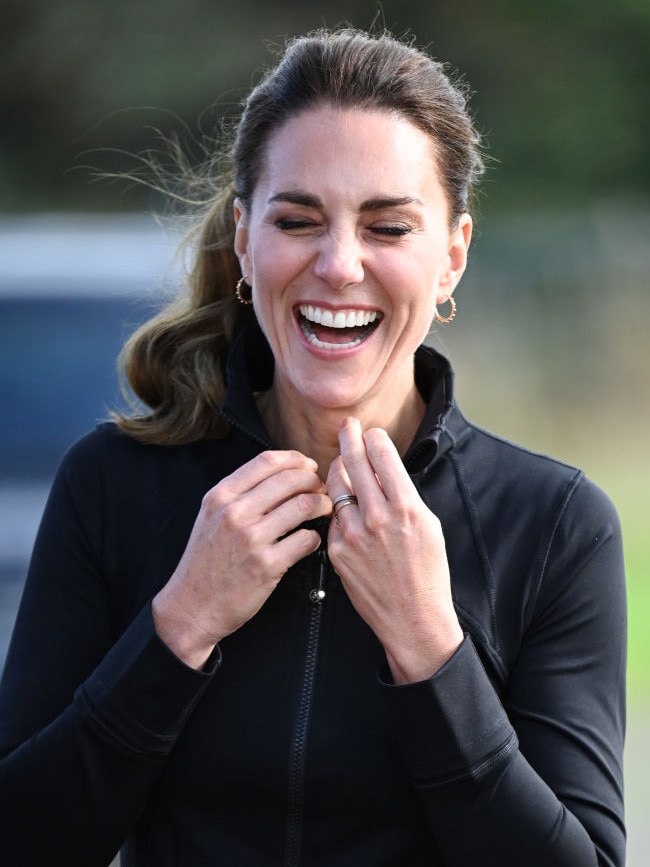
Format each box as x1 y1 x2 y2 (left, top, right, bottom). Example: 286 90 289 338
417 731 518 791
527 468 585 627
447 449 500 652
75 687 176 759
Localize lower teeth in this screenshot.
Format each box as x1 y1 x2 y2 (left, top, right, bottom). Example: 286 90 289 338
305 332 363 349
300 316 372 350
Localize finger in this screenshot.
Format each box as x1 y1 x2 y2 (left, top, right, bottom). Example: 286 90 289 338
362 427 414 504
257 491 333 542
216 450 320 501
325 457 362 529
325 454 353 501
249 467 327 517
208 482 330 560
337 417 385 506
272 525 325 572
207 464 325 527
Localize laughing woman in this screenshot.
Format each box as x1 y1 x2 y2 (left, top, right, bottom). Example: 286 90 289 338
0 28 626 867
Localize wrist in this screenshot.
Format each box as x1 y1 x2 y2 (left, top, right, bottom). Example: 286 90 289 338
152 590 219 671
385 622 464 685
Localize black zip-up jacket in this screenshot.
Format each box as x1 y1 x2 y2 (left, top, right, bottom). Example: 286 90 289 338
0 328 626 866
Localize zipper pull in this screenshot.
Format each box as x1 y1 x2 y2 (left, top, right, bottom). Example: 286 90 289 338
308 547 327 603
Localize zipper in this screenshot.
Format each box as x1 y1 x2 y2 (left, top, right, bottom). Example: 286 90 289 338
283 547 328 867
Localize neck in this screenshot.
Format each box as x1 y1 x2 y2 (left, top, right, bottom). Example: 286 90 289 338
256 375 426 482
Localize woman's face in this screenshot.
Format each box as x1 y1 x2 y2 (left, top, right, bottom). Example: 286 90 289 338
234 105 472 416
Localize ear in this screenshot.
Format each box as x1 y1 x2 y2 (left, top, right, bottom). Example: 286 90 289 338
438 213 473 301
233 197 251 278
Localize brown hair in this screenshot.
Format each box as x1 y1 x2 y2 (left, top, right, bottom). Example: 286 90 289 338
115 27 484 444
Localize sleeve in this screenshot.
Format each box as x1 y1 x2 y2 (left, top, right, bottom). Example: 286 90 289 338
0 433 221 866
381 476 626 867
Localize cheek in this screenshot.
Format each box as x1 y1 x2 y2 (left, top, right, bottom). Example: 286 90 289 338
393 273 438 342
249 240 298 293
387 263 438 317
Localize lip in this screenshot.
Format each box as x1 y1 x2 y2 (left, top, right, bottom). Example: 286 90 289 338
293 302 383 357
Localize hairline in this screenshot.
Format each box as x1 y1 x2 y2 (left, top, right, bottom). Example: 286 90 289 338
239 100 461 227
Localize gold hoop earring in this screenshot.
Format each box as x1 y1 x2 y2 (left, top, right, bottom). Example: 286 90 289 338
235 277 253 305
434 296 456 323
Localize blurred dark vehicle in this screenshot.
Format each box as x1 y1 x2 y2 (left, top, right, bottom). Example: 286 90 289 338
0 215 179 670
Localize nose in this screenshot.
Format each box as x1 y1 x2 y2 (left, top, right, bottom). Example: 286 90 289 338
313 229 364 290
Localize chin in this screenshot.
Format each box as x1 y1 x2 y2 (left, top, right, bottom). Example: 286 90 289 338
303 387 367 413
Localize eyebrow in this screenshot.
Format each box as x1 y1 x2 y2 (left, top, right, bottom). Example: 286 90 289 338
267 191 423 210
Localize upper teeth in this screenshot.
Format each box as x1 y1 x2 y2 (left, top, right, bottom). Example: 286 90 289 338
299 305 378 328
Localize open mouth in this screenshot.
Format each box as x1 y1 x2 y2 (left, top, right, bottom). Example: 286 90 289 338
297 304 382 349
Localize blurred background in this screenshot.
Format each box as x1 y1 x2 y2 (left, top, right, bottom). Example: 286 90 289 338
1 0 648 862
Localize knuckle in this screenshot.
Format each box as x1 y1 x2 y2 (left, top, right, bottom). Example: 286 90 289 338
217 498 248 532
363 505 388 534
365 426 389 446
257 450 280 472
257 450 291 481
259 449 309 469
327 535 344 563
343 450 366 471
365 427 393 455
294 492 319 517
201 485 229 513
293 528 321 556
246 546 268 575
282 468 306 491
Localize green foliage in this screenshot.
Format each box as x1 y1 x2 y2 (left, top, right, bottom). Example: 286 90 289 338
1 0 649 212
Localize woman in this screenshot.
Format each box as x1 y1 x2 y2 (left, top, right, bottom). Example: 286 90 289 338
0 28 625 867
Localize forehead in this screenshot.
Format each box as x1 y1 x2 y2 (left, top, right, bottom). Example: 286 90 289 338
254 105 442 205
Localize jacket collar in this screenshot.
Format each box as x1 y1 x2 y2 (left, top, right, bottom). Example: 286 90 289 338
404 342 457 473
221 326 463 473
220 326 275 449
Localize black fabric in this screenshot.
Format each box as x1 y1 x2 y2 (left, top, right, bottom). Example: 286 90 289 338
0 327 626 866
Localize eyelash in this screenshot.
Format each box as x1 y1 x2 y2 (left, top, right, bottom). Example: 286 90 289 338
274 218 413 238
372 224 412 237
275 218 314 231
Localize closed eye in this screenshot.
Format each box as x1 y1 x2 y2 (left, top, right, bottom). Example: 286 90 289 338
275 218 320 233
369 224 413 238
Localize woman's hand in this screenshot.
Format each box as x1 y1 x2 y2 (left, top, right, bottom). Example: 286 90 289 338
327 417 463 684
153 450 332 668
